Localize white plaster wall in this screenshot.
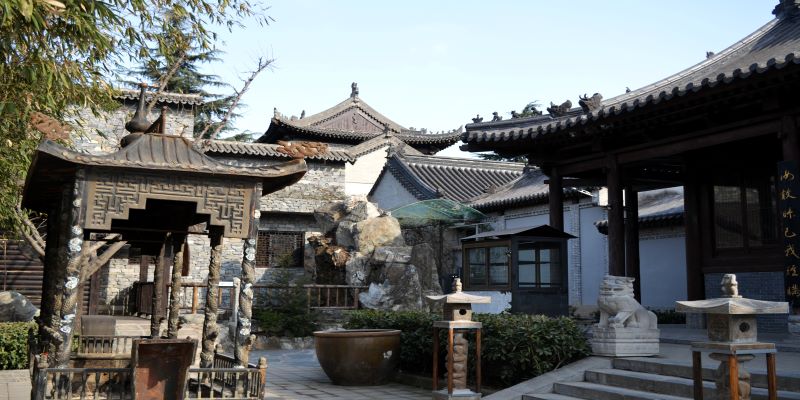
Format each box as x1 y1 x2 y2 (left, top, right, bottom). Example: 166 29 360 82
579 206 608 307
639 226 687 309
345 146 389 195
370 172 422 211
465 291 511 314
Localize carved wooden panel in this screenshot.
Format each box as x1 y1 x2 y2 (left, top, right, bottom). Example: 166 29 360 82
84 169 253 238
317 110 384 133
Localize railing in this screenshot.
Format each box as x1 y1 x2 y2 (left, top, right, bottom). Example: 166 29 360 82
132 282 367 316
76 336 149 356
34 367 132 400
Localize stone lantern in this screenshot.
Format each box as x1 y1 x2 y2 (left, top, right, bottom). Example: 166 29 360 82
676 274 789 400
427 278 490 400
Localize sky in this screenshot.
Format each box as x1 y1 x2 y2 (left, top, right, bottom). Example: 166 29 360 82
204 1 775 158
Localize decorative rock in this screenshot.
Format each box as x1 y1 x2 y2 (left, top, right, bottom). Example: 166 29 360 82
353 216 404 254
345 253 370 286
313 202 348 235
370 246 412 266
411 243 443 295
342 195 381 223
0 291 39 322
359 264 424 311
591 275 659 356
335 222 356 249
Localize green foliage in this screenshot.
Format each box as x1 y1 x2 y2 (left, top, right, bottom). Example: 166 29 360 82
345 310 589 388
253 270 317 337
0 0 269 234
649 308 686 324
0 322 35 370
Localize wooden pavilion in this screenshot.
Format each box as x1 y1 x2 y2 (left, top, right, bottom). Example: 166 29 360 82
21 86 311 377
462 0 800 327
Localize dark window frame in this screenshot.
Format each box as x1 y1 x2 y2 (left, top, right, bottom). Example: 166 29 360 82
516 241 562 289
462 240 511 290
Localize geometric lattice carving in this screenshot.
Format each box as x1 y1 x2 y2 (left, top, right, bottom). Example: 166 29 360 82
84 170 253 238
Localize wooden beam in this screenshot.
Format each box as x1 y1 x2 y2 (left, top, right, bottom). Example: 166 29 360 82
235 184 262 367
167 234 186 339
200 229 223 368
548 167 564 230
625 184 641 302
151 237 168 338
607 157 625 277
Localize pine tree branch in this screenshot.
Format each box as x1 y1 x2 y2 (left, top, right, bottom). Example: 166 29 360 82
146 51 188 115
199 57 273 139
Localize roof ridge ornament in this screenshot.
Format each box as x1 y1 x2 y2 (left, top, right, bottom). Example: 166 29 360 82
124 83 152 134
350 82 359 98
276 140 329 159
773 0 800 18
547 100 573 117
578 93 603 113
472 114 483 123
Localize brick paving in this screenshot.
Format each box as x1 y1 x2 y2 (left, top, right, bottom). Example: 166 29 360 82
0 348 430 399
252 349 430 399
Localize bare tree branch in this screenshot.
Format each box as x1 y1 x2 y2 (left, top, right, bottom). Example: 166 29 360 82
146 51 188 115
14 205 45 259
199 57 273 139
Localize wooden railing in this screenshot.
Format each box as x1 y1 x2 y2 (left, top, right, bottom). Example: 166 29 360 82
132 282 367 316
76 335 149 356
33 367 132 400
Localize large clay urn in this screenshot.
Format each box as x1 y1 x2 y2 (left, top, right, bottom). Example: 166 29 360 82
314 329 401 385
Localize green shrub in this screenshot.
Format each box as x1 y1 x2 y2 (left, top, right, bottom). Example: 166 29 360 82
649 308 686 324
253 270 317 337
345 310 589 388
0 322 35 370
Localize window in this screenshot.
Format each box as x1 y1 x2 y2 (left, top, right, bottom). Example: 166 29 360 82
255 231 304 268
712 175 777 252
464 244 509 289
517 242 561 288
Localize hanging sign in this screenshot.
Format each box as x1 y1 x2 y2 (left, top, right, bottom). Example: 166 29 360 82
778 160 800 309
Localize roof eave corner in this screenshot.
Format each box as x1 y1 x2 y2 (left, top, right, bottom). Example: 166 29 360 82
774 0 800 19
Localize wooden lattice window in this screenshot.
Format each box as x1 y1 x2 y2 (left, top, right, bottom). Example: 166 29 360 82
256 231 304 268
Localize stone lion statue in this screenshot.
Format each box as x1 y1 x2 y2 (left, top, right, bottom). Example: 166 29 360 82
596 275 657 329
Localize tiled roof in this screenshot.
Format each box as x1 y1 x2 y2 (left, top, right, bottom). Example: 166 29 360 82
34 134 307 179
374 154 525 202
463 10 800 148
468 168 588 211
258 87 462 152
198 140 356 162
115 88 204 106
595 188 684 232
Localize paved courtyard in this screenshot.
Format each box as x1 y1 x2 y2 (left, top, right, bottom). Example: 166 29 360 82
0 348 430 400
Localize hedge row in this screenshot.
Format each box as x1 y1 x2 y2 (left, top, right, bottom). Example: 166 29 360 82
344 310 589 387
0 322 34 370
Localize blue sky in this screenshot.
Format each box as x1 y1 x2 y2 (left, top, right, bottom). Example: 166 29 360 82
205 1 774 157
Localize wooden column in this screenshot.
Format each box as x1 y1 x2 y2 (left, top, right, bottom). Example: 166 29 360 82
607 157 626 276
782 115 800 161
549 167 564 230
38 194 67 356
150 238 168 338
200 229 223 368
53 174 86 368
625 184 641 302
168 234 186 339
235 186 261 367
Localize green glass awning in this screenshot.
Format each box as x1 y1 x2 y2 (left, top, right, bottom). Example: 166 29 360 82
390 199 486 227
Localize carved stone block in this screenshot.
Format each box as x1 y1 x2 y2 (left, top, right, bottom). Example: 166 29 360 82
591 327 660 357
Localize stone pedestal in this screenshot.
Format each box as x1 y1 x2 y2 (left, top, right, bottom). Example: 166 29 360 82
432 389 481 400
591 326 660 357
709 353 754 400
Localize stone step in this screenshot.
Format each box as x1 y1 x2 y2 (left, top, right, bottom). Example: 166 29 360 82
613 357 800 393
552 381 690 400
522 393 584 400
585 368 800 400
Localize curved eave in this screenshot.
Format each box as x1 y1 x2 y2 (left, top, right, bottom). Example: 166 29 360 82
461 17 800 152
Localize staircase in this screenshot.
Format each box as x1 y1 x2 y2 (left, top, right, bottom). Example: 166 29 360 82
524 357 800 400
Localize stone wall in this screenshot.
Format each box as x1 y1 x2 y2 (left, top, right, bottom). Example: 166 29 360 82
67 100 195 154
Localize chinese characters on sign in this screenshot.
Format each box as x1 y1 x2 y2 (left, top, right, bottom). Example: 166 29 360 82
778 161 800 308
